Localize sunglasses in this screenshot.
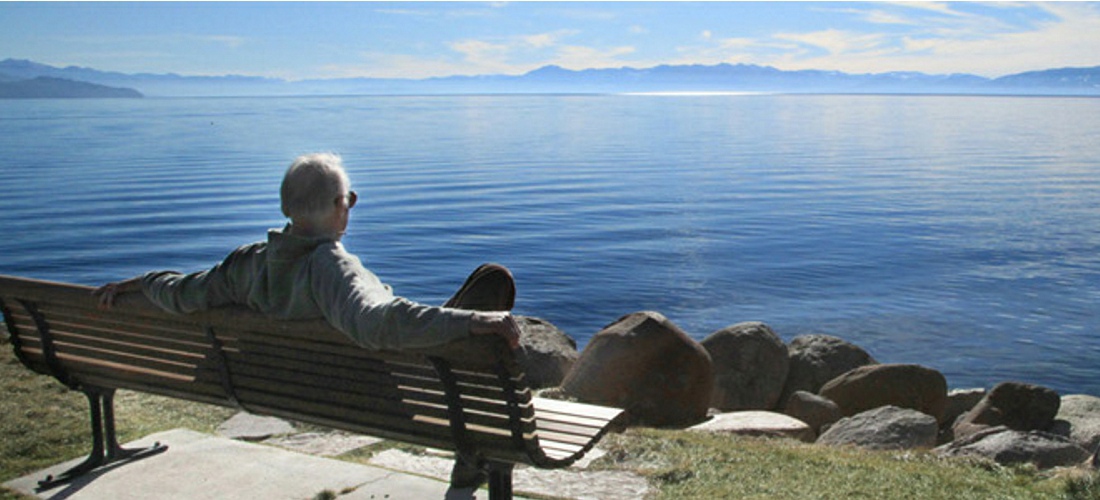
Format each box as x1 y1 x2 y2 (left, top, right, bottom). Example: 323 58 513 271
338 190 358 209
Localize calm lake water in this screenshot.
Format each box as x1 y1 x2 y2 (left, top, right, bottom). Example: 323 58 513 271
1 94 1098 396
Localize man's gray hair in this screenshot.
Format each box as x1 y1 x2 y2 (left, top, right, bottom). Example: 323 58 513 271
280 153 350 225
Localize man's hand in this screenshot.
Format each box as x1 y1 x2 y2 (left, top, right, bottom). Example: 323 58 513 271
92 277 142 310
469 311 521 349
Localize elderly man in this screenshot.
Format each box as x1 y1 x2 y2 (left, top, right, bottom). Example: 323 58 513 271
96 152 519 489
95 152 519 351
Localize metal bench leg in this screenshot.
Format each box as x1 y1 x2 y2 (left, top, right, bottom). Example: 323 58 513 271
102 388 168 463
36 390 108 490
36 387 168 491
487 461 514 500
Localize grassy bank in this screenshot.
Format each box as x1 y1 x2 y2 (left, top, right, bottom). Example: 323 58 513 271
591 429 1099 499
2 343 1097 499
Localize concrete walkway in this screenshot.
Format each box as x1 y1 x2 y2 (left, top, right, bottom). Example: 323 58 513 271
5 427 649 500
5 429 471 500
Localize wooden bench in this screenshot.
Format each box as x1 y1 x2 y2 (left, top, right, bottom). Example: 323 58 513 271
0 274 626 499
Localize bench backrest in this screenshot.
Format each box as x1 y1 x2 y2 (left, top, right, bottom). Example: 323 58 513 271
0 274 621 469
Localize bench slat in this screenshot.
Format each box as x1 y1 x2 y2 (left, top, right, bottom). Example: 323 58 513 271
54 351 199 383
534 397 624 421
76 374 235 408
533 411 620 431
537 429 600 448
228 388 519 450
226 349 528 407
50 330 206 367
229 373 525 433
222 356 532 417
233 329 419 363
412 414 534 454
537 438 586 455
8 345 55 375
256 406 457 451
534 419 609 440
232 337 399 366
4 309 43 340
74 371 227 401
39 314 210 353
541 448 577 461
36 305 208 342
227 352 414 388
51 340 203 378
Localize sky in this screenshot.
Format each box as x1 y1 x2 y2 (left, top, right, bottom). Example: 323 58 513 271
2 1 1099 81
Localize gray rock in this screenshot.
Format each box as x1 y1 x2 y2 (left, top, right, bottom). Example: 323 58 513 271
819 364 948 423
1051 394 1100 453
936 426 1090 469
263 431 382 457
702 321 789 411
216 412 295 441
368 449 651 500
779 334 877 406
690 411 816 442
516 315 579 389
561 311 714 428
954 382 1060 440
784 390 842 434
817 406 938 450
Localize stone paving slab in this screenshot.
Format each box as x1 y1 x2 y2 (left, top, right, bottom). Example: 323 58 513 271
367 449 650 500
6 425 646 500
4 429 461 500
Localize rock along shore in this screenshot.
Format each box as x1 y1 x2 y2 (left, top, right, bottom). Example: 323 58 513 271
516 311 1100 471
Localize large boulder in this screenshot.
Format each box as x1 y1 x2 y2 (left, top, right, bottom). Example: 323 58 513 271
817 406 939 450
1050 394 1100 453
936 427 1090 469
515 316 579 389
819 364 948 423
701 322 789 411
953 382 1060 440
689 411 815 443
779 334 876 406
561 311 714 428
783 390 842 434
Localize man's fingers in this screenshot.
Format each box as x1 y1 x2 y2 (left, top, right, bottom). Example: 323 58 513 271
470 312 522 349
504 314 521 349
93 283 118 309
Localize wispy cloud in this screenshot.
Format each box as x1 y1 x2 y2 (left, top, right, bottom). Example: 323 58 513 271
447 39 516 75
775 29 891 57
45 33 253 75
346 27 634 78
554 45 637 70
60 33 249 50
891 2 1100 75
374 5 502 19
664 2 1100 77
197 35 248 49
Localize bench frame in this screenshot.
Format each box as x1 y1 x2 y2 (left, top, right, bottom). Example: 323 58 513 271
1 274 625 499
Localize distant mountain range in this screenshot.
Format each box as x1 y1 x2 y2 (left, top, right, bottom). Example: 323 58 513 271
2 58 1098 98
0 74 142 98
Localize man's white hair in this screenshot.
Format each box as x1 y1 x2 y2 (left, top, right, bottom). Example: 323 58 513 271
280 153 350 226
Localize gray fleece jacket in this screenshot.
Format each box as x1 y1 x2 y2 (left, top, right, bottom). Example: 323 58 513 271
141 226 474 350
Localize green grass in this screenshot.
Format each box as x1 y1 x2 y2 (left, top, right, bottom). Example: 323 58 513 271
2 340 1098 500
588 426 1099 499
